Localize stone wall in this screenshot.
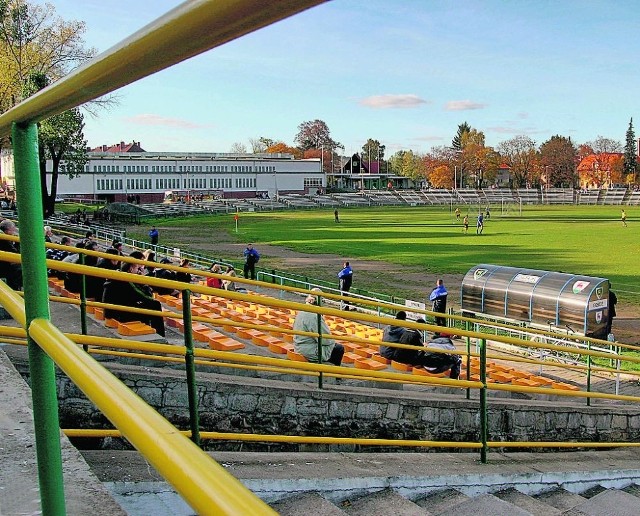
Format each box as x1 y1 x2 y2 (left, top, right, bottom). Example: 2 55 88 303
14 359 640 452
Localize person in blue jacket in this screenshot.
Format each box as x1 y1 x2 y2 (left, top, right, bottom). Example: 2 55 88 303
243 243 260 280
337 261 353 310
429 278 448 328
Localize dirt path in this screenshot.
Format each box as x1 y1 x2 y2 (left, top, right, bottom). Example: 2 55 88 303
159 225 640 345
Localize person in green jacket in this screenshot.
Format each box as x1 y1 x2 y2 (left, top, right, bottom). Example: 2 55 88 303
293 288 344 365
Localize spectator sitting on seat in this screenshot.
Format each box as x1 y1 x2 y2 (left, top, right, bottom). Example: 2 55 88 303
0 219 22 290
47 236 72 261
142 249 157 275
154 257 180 297
44 225 53 243
175 258 192 284
206 263 224 288
222 265 237 291
380 311 408 360
96 247 121 271
102 251 165 336
64 240 102 299
293 288 344 366
422 333 462 379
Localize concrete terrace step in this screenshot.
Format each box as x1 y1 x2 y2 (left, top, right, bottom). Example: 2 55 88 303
342 489 427 515
534 487 587 511
415 488 470 513
270 492 347 516
435 493 532 516
564 488 640 516
494 487 561 515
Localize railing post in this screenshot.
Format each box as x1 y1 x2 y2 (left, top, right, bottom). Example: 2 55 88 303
13 121 66 514
479 338 488 464
586 341 592 407
79 254 89 351
316 294 323 389
465 320 471 400
182 289 201 446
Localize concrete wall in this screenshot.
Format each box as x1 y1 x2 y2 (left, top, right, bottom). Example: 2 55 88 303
14 360 637 453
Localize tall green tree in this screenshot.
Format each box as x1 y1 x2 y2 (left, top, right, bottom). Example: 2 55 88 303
623 118 637 182
539 135 578 187
361 138 386 166
451 122 471 151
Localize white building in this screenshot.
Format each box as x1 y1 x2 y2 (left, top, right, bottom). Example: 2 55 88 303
1 147 323 202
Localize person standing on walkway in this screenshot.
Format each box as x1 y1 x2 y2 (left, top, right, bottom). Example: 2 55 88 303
243 243 260 280
429 279 448 328
337 261 353 310
149 226 159 245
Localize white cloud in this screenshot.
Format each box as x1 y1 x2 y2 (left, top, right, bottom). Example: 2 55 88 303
359 94 428 109
444 100 487 111
124 113 209 129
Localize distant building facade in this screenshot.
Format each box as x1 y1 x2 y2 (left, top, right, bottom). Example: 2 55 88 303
1 141 323 202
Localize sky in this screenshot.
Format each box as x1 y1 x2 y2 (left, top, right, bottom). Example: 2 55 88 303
49 0 640 156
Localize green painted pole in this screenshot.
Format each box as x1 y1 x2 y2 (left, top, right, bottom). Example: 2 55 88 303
12 122 66 514
479 338 488 464
316 294 323 389
79 253 89 351
181 289 201 446
465 320 471 400
586 341 592 407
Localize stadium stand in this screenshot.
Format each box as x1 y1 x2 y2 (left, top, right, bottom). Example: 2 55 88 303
455 189 483 205
331 193 372 206
310 195 342 207
600 188 627 205
627 190 640 206
278 194 318 208
515 189 540 204
577 189 601 205
362 190 404 206
396 190 431 205
542 188 575 204
421 189 456 205
483 189 517 204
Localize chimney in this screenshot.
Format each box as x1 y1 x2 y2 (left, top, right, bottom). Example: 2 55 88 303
102 145 107 151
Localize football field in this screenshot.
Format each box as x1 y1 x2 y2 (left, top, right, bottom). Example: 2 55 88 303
154 204 640 303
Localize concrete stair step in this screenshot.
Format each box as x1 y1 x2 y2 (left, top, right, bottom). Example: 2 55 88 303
534 488 587 511
270 492 347 516
564 488 640 516
436 493 532 515
494 487 562 515
415 488 470 513
342 489 428 515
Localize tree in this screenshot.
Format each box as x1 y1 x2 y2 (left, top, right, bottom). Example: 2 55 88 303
229 142 247 153
451 122 471 151
1 0 96 215
361 138 386 165
539 135 578 187
0 0 95 112
39 107 87 217
294 119 340 151
389 150 424 181
428 164 453 188
623 118 637 182
265 141 301 158
248 137 266 154
497 135 538 188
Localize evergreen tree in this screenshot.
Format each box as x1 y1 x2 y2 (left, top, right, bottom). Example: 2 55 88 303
623 117 637 181
451 122 471 151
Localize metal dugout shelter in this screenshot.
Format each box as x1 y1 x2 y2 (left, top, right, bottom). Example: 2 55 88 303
461 264 610 338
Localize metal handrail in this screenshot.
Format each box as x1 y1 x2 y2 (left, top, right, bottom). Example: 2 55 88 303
0 281 273 515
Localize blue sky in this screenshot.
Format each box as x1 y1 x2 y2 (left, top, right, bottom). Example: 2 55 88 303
51 0 639 155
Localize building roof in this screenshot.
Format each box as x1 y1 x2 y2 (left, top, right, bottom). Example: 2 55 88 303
89 141 146 153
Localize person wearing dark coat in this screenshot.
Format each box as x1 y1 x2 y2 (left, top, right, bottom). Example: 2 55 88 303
380 311 408 360
102 252 165 336
0 219 22 290
429 279 448 328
